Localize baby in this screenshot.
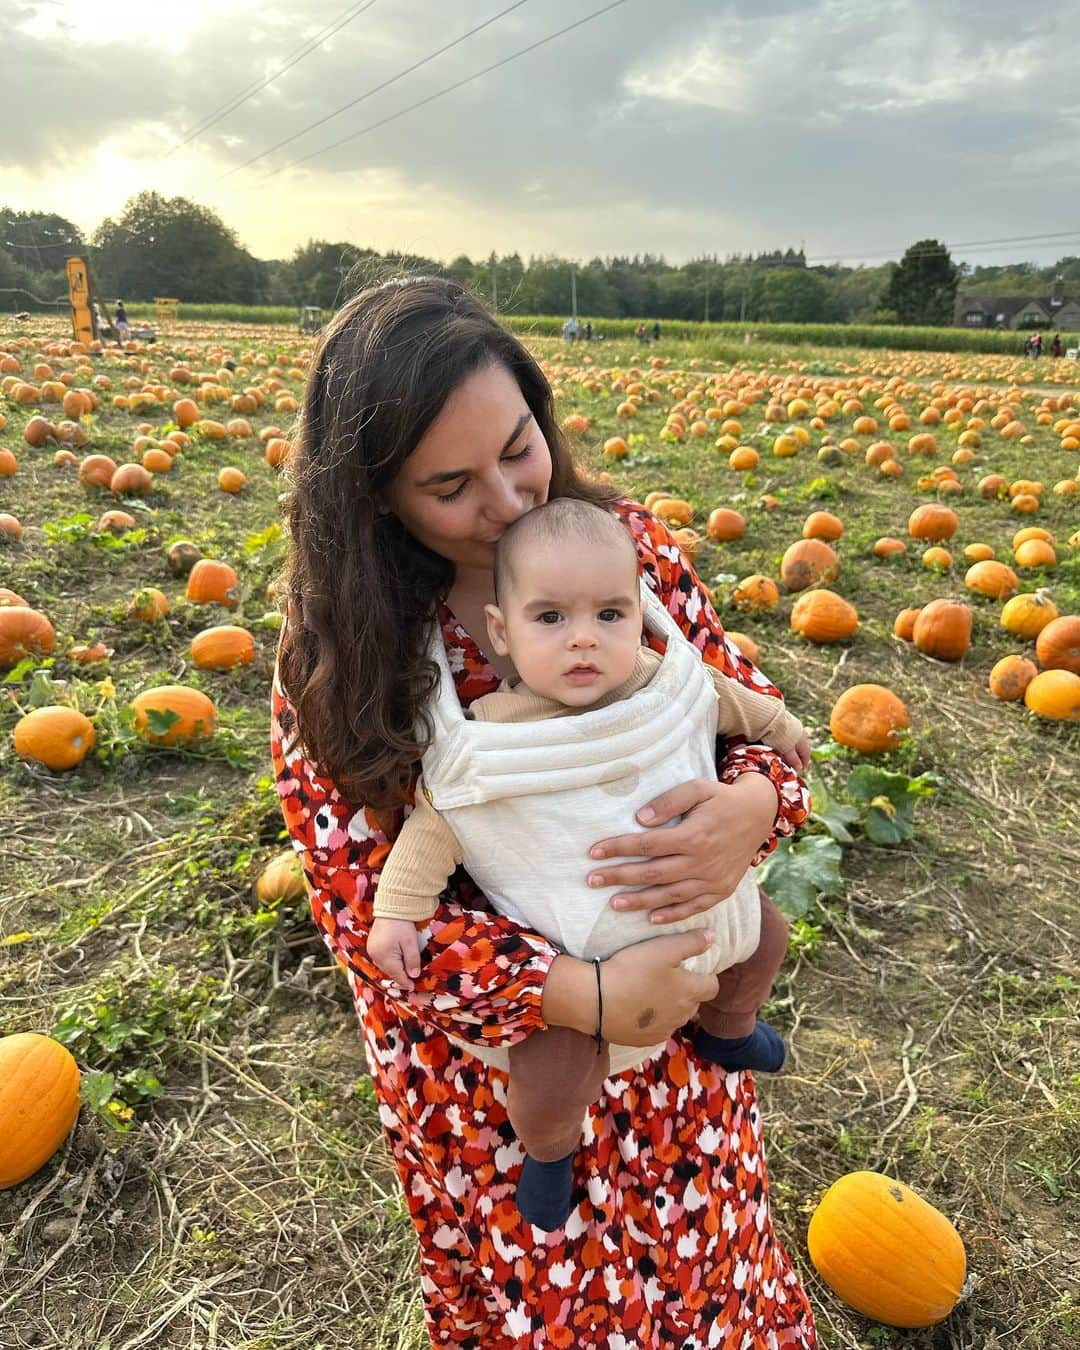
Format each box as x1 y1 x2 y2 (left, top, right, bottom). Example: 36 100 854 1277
368 498 808 1230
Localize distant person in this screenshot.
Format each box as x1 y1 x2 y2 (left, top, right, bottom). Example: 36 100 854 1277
1051 333 1062 358
114 301 130 344
635 321 647 344
1023 335 1033 358
1032 331 1043 359
652 320 661 343
562 317 578 344
584 320 592 342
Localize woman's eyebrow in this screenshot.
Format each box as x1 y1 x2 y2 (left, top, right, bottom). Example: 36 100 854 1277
414 410 532 486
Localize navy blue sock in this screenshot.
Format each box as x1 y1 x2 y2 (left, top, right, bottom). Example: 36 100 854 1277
517 1153 574 1231
693 1020 786 1072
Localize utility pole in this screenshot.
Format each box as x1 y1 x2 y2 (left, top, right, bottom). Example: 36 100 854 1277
490 251 497 311
570 266 577 321
704 268 711 323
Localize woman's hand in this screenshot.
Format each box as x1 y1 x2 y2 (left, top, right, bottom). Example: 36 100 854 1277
586 773 779 924
541 931 720 1047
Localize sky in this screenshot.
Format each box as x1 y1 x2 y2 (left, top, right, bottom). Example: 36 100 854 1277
5 0 1080 269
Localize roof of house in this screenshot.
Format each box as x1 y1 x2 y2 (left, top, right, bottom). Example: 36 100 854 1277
956 293 1066 318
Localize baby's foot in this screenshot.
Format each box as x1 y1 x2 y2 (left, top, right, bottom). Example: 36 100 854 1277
517 1153 574 1232
693 1020 786 1073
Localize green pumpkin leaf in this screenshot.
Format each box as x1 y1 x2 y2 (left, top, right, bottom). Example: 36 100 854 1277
145 708 182 736
807 774 861 844
847 767 939 845
756 835 844 919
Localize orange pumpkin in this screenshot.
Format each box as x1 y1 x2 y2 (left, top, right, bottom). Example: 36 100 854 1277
1035 616 1080 674
130 686 217 745
988 655 1038 702
190 625 256 670
964 560 1018 599
218 466 247 493
0 606 56 670
110 463 153 496
1014 538 1056 569
1024 669 1080 720
780 539 839 592
892 607 921 641
1000 590 1058 639
255 851 308 906
187 559 239 608
705 508 746 542
731 574 780 612
724 631 760 664
802 511 844 542
12 706 96 771
872 537 906 559
127 587 170 623
0 1033 81 1189
912 599 972 662
77 453 118 489
908 504 958 542
790 589 859 643
807 1171 966 1328
829 684 911 754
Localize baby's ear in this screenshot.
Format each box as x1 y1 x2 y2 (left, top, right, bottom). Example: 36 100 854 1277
484 603 510 656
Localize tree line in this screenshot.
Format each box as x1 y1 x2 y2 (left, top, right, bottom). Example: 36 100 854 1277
3 192 1068 327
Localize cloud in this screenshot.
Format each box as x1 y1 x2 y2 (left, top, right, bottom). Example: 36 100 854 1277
3 0 1080 266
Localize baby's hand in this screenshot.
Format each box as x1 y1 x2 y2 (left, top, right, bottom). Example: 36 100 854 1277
781 732 812 774
368 917 423 992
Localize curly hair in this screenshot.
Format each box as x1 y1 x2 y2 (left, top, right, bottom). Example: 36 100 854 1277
276 275 620 811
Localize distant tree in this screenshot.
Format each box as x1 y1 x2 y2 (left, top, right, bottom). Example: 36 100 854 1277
91 192 262 302
0 209 85 273
758 268 827 322
884 240 960 325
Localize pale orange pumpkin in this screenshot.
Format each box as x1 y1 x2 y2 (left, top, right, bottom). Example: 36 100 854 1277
780 539 839 592
190 625 256 670
802 511 844 542
790 589 859 643
0 1033 81 1189
964 560 1018 599
989 655 1038 702
13 706 96 771
705 508 746 542
1024 669 1080 720
829 685 910 754
1000 591 1058 639
255 851 308 906
732 574 780 612
908 504 958 542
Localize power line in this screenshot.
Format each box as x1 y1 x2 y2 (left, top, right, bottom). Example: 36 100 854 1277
255 0 634 182
806 229 1080 265
165 0 379 159
222 0 535 180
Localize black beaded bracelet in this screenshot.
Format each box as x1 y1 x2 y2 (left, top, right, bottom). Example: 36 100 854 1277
593 957 603 1054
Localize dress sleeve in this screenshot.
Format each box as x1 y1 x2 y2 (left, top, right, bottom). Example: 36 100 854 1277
620 502 810 860
271 669 559 1046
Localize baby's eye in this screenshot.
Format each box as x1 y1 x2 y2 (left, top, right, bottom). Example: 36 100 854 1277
599 608 623 622
537 611 562 624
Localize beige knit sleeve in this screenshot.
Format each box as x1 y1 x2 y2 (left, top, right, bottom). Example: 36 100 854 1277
707 665 805 755
373 781 464 922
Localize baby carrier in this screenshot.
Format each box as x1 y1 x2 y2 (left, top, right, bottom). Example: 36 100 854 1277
421 576 761 1075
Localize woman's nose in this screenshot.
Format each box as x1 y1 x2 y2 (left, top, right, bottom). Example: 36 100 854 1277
484 472 527 524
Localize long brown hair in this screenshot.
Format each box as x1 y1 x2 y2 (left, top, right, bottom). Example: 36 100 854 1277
277 275 620 811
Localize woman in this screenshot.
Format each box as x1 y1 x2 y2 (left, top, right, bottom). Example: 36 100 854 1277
272 276 816 1348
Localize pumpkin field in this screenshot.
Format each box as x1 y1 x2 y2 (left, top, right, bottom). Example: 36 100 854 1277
1 316 1078 1347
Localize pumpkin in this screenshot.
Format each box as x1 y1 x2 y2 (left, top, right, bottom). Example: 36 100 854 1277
0 1032 82 1189
187 559 239 608
732 574 780 612
921 546 953 571
964 560 1018 599
218 466 248 493
1024 669 1080 720
872 537 906 559
1013 538 1056 569
0 512 22 541
0 606 56 670
110 462 153 496
671 527 701 561
127 587 170 623
1000 591 1058 639
191 624 256 670
907 504 958 541
1035 616 1080 674
255 851 308 906
802 511 844 542
166 539 202 576
98 509 136 535
130 686 217 745
892 607 921 641
0 588 28 607
780 539 839 592
829 684 911 754
1012 526 1053 549
725 631 760 664
652 497 694 526
962 543 995 563
791 589 859 643
729 445 760 471
807 1171 966 1328
77 453 118 489
989 655 1038 702
12 705 96 770
912 599 972 662
68 641 111 665
705 508 746 541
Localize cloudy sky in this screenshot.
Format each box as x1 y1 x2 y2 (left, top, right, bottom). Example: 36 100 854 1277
5 0 1080 267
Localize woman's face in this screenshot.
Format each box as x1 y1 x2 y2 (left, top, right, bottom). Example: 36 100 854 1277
380 362 552 575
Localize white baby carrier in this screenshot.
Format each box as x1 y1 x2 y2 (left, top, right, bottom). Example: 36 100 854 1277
421 576 761 1076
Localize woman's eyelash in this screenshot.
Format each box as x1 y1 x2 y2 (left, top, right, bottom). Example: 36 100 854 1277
436 446 532 503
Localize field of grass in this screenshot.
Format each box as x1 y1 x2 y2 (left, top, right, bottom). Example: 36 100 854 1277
0 318 1077 1348
112 302 1080 355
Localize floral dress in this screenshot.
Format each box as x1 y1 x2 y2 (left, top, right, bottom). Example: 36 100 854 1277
271 499 817 1349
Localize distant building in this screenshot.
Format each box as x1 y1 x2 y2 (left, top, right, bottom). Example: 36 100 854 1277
954 277 1080 330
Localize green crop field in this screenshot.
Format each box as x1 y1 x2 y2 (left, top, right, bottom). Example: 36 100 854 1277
0 317 1077 1347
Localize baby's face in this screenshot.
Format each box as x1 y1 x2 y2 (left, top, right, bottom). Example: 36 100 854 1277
487 540 643 706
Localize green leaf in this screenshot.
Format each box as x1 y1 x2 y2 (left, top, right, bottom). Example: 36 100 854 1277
756 835 844 919
807 774 861 844
145 708 181 737
847 767 939 846
80 1070 116 1112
